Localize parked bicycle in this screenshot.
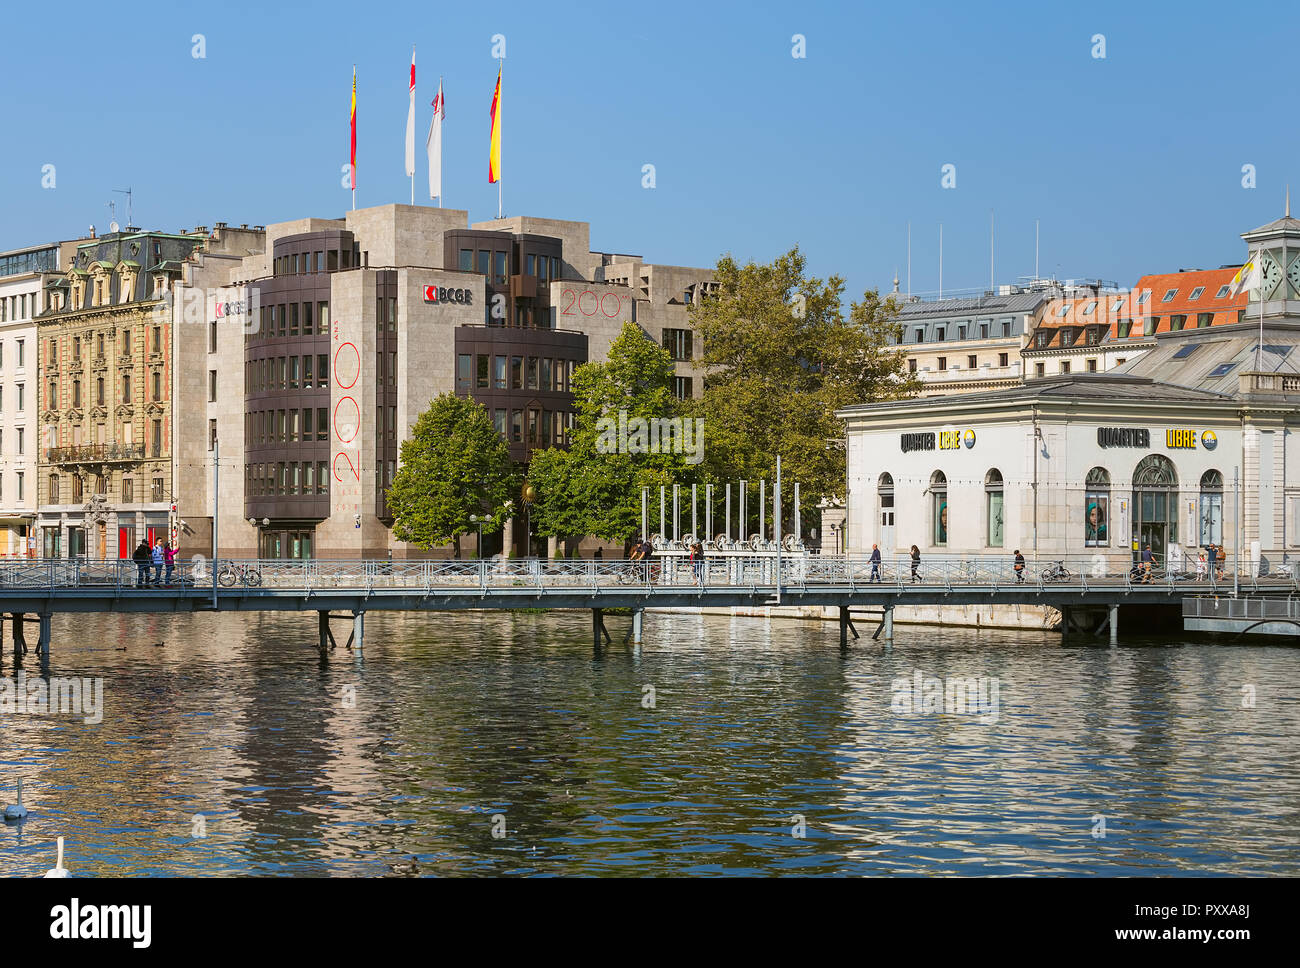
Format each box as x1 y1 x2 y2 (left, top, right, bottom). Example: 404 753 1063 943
217 561 263 587
1041 561 1073 583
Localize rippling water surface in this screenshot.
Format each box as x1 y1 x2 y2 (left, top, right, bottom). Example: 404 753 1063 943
1 609 1297 876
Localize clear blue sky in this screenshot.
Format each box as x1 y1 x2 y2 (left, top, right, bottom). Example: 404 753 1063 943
2 0 1296 302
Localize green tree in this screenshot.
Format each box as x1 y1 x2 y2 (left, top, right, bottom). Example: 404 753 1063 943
688 246 918 512
387 393 517 557
529 322 697 551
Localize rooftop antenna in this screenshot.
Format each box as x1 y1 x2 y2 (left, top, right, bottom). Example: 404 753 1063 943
113 187 133 228
106 199 118 233
938 223 943 299
990 208 995 292
1035 218 1040 280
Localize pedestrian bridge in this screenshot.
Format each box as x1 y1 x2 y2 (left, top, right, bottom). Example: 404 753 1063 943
0 553 1290 655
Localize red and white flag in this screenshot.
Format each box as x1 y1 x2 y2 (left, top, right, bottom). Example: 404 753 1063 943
427 77 444 201
404 48 416 179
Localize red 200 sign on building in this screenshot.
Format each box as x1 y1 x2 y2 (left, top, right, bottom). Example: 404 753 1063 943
333 339 361 486
559 288 631 319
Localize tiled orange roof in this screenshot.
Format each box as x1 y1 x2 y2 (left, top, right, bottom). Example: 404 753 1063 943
1029 267 1247 349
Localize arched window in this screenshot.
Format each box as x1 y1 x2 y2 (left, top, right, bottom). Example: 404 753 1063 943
1085 466 1110 546
985 469 1004 547
1199 469 1223 546
1132 455 1179 560
930 470 947 546
1133 454 1177 487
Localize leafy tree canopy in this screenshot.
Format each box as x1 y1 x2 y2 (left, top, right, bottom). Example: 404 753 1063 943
387 393 518 556
688 246 919 506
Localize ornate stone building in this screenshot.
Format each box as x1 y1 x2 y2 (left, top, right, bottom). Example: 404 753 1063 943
36 225 263 558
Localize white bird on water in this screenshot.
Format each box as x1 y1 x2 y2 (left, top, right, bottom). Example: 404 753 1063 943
44 836 69 878
3 778 28 821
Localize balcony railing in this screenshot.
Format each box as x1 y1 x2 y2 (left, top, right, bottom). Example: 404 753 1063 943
46 443 145 463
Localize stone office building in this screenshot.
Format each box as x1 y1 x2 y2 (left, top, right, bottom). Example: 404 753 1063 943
170 204 712 560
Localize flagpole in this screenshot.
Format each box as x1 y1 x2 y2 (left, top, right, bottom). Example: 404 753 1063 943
438 75 443 208
410 46 416 206
351 64 357 212
497 56 503 219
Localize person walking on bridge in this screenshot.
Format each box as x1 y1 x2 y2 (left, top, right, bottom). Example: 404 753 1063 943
869 544 881 583
163 541 177 584
909 545 921 583
1141 544 1155 583
151 540 165 585
1013 550 1025 584
132 540 152 587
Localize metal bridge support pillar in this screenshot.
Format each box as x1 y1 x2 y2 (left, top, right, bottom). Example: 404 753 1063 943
839 607 860 648
1109 605 1118 647
882 605 894 645
631 608 644 645
11 613 27 657
592 609 611 650
1060 606 1070 641
352 611 365 656
318 611 332 654
36 614 51 657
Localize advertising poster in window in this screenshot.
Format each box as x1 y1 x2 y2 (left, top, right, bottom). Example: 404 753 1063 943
1085 495 1108 545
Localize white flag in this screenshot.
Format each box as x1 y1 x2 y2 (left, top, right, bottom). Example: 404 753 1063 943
404 48 416 178
427 78 444 200
1229 249 1261 298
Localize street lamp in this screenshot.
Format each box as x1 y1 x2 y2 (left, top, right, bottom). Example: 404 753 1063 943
470 514 483 558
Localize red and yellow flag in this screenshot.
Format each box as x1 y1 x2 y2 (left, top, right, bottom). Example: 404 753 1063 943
488 66 501 184
349 67 357 190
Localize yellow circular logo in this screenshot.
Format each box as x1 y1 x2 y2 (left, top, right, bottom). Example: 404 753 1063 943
963 429 977 449
1201 430 1218 450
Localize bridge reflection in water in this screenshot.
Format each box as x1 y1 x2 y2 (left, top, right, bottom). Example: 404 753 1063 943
0 553 1292 657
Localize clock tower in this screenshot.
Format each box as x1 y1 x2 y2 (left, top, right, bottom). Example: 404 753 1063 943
1240 191 1300 321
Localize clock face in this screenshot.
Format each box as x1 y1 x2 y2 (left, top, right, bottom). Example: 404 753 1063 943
1288 253 1300 299
1260 252 1283 299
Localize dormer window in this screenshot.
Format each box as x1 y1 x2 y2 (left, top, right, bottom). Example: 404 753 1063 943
1056 303 1071 316
1161 288 1178 302
1081 301 1096 315
1188 286 1204 301
1215 284 1231 298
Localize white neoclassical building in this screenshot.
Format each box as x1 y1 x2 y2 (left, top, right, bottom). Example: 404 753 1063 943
840 206 1300 579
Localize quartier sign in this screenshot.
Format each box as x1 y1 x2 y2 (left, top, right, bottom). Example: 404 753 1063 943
901 429 975 452
1097 427 1150 448
423 285 473 305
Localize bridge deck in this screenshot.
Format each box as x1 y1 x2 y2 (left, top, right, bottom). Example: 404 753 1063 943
0 555 1289 614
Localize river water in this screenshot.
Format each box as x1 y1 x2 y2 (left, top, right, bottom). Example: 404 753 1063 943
1 609 1297 876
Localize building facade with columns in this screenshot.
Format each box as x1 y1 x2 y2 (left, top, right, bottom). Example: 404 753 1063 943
35 224 266 559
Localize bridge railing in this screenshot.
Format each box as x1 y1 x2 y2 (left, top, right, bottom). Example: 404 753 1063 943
0 553 1293 593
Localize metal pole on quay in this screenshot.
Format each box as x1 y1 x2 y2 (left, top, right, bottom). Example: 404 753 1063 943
212 438 219 609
